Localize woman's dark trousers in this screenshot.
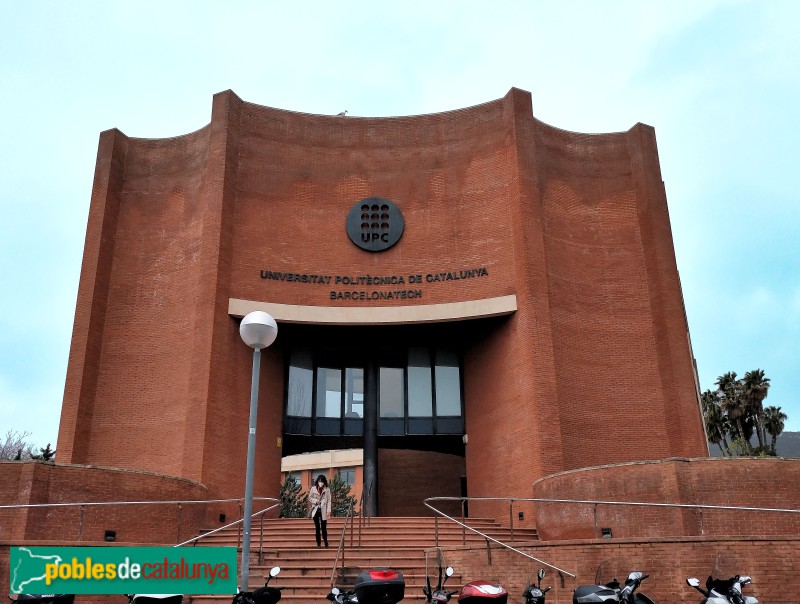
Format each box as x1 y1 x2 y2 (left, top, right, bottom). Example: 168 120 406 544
313 508 328 547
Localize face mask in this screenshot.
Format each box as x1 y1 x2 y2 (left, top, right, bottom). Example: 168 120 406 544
318 482 323 487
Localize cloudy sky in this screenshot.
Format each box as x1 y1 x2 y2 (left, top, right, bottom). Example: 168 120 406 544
1 0 798 451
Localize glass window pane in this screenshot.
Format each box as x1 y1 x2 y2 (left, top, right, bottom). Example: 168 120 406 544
339 467 356 485
379 417 404 435
287 349 313 417
316 368 342 418
435 350 462 416
380 367 405 418
345 368 364 418
408 348 433 416
407 418 434 435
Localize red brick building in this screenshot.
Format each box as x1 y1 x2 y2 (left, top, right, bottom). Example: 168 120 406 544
53 87 708 517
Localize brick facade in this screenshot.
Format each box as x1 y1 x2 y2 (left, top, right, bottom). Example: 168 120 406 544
53 87 706 506
4 90 798 599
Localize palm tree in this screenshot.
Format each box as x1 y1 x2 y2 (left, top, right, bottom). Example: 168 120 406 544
743 369 770 450
716 372 749 451
701 389 730 456
764 405 788 456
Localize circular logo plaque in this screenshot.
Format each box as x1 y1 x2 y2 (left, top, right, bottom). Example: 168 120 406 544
345 197 404 252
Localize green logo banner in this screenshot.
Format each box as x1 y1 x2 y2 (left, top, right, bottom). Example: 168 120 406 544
10 546 237 595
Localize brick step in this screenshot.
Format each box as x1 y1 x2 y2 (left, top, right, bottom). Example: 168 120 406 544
193 524 537 545
246 555 448 568
261 525 532 533
197 533 538 548
185 516 537 604
199 525 535 536
189 569 461 603
198 517 511 532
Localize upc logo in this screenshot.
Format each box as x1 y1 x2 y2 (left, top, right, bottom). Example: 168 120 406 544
345 197 404 252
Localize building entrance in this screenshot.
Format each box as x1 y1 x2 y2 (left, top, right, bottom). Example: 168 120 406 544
281 323 467 516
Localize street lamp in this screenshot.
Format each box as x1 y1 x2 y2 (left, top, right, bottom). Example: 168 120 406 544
238 310 278 594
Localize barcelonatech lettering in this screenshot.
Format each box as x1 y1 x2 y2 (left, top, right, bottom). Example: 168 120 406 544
330 290 423 301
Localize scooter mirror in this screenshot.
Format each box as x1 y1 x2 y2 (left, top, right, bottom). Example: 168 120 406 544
332 588 340 596
270 566 281 577
537 569 545 582
687 578 701 587
445 567 454 577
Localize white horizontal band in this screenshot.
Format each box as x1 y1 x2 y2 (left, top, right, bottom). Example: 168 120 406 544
228 295 517 325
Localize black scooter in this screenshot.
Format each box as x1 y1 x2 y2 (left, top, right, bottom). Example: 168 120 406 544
686 575 758 604
423 563 455 604
328 568 405 604
523 569 551 604
326 586 358 604
573 571 655 604
233 566 283 604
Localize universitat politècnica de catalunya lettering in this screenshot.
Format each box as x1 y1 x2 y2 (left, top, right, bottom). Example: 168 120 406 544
259 267 489 300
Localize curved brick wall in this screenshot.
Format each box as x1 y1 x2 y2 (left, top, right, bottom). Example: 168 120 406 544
532 457 800 540
0 461 211 543
57 88 708 506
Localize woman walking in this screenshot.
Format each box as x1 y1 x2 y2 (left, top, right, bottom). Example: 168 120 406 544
309 474 332 547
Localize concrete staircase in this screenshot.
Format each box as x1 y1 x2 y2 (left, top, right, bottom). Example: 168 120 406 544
188 517 538 604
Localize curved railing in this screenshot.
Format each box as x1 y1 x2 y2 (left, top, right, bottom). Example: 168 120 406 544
175 498 280 567
424 496 576 578
425 495 800 580
0 496 279 558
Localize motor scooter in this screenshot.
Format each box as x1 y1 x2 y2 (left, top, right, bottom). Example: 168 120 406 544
573 571 655 604
328 568 405 604
457 575 507 604
522 569 551 604
232 565 283 604
686 575 758 604
327 586 358 604
423 563 454 604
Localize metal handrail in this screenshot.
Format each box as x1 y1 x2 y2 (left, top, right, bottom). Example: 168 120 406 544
329 498 357 587
0 496 274 509
329 479 373 588
424 497 575 578
425 495 800 579
328 479 375 588
176 500 280 550
0 496 279 546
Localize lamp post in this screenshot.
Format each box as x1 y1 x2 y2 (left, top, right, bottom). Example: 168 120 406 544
238 310 278 594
